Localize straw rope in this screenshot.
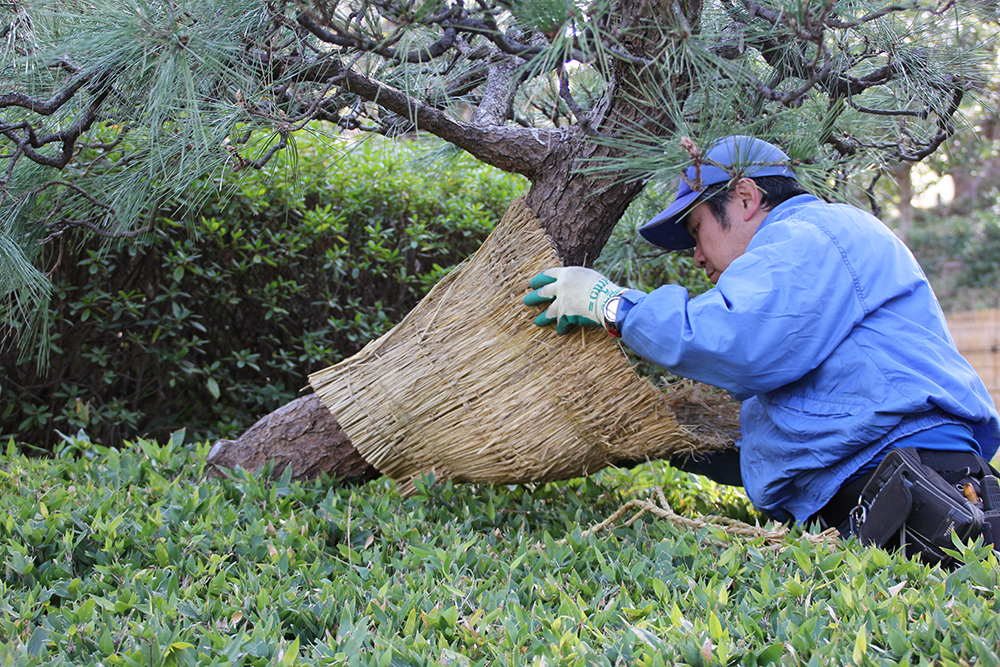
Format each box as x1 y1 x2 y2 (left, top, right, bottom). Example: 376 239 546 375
541 486 840 552
310 196 725 495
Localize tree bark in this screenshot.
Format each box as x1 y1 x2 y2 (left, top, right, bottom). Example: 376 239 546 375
205 393 379 484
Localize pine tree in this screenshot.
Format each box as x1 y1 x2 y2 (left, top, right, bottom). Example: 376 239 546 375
2 0 995 478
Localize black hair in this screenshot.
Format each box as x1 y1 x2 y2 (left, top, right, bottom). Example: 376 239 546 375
698 176 809 231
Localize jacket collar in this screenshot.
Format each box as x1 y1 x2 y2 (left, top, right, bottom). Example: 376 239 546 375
756 194 821 236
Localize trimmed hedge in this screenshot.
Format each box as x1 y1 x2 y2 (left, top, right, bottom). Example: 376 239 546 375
1 137 526 449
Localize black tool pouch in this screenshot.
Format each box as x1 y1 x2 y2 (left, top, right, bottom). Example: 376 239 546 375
846 448 988 567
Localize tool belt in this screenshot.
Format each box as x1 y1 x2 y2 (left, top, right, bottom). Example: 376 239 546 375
840 447 1000 567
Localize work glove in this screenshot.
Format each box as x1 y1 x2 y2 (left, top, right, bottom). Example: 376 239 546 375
523 267 623 334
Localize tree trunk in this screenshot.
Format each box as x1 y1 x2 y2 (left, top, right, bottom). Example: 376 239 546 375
210 363 741 486
207 7 692 484
206 179 642 484
205 393 379 484
950 115 999 212
208 175 659 485
893 162 914 242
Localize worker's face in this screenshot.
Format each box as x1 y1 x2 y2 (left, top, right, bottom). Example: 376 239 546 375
685 197 755 284
685 200 750 285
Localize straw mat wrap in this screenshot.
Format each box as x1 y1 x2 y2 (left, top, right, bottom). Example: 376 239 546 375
309 196 709 495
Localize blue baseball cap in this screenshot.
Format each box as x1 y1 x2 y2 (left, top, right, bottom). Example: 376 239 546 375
639 136 797 250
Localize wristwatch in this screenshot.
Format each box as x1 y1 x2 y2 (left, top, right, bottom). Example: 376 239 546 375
603 295 622 338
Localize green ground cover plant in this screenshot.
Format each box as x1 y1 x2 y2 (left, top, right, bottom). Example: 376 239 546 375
1 434 998 666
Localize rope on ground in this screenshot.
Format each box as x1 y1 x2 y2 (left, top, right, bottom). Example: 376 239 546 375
541 486 839 552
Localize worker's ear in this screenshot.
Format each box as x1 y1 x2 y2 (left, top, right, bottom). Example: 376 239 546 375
733 178 763 222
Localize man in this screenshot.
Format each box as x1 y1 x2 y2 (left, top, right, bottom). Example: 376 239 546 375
524 135 1000 560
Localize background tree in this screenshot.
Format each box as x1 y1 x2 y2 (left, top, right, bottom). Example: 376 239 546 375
882 17 1000 239
1 0 995 478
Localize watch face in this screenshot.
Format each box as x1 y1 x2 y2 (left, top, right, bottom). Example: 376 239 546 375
603 296 622 337
604 296 619 324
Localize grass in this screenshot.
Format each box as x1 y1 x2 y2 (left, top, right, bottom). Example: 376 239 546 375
1 432 998 666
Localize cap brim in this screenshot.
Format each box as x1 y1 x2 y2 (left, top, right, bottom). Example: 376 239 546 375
638 190 700 250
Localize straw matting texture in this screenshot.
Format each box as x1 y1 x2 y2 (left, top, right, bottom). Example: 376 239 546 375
310 196 711 495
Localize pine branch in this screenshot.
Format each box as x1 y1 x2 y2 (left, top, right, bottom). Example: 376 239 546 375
0 69 112 170
265 50 555 176
296 12 461 64
559 69 599 136
0 67 98 115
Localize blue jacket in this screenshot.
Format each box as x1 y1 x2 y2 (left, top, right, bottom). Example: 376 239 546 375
619 194 1000 522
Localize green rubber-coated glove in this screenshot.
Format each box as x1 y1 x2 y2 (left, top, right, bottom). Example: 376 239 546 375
523 267 623 334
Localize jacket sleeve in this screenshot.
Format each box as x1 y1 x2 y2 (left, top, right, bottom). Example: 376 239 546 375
619 218 868 400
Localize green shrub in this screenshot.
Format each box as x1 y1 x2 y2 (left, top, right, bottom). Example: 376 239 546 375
906 205 1000 312
0 136 526 449
1 438 997 666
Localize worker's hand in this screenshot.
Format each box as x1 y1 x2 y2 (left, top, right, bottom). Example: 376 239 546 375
523 267 623 334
